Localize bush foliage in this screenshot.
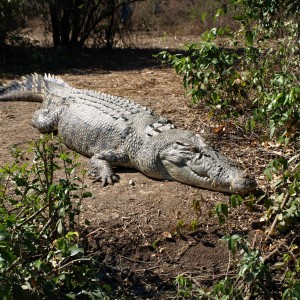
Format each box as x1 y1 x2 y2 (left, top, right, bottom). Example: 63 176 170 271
160 0 300 298
159 1 299 143
0 135 109 299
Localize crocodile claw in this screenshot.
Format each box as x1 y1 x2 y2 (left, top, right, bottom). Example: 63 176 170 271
91 173 119 187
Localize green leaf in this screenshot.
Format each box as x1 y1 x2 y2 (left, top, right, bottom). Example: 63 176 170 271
0 248 17 264
269 121 276 139
245 30 254 46
230 195 243 208
274 261 285 269
33 259 42 270
69 245 83 257
216 203 228 216
66 231 79 240
82 191 92 198
214 7 224 20
201 12 207 23
57 220 63 235
244 271 255 282
233 15 246 21
47 183 57 199
151 238 160 250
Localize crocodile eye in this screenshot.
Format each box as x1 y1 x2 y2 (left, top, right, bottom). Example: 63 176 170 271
193 148 205 160
174 141 190 148
174 141 200 153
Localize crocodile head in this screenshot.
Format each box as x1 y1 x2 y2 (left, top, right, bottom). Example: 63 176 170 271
160 135 257 194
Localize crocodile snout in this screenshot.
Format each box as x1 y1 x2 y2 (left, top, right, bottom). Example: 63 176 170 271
231 173 257 193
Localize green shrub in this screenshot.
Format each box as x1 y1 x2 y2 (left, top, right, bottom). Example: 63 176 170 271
162 1 300 299
0 135 109 299
159 1 299 142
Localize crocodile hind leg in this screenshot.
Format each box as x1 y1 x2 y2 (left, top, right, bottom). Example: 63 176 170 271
89 150 131 187
31 107 66 133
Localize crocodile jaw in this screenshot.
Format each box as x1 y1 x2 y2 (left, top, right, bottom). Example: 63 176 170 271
190 163 257 193
160 142 257 194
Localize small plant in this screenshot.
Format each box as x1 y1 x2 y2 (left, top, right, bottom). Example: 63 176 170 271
215 203 229 225
216 235 272 299
263 155 300 234
280 250 300 300
0 134 109 299
175 219 185 236
189 219 199 232
174 274 194 298
192 198 202 216
215 194 243 225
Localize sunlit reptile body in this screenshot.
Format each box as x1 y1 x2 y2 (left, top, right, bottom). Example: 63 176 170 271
0 74 256 193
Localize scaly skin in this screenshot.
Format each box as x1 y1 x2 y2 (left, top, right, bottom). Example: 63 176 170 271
0 74 257 193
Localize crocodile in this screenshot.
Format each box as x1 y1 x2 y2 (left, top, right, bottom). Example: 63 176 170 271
0 74 257 193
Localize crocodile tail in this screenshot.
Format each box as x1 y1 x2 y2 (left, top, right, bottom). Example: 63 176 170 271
0 73 46 102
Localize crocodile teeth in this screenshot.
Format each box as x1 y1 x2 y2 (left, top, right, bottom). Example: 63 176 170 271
191 170 210 181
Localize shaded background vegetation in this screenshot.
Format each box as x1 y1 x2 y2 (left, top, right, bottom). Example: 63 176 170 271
0 0 234 49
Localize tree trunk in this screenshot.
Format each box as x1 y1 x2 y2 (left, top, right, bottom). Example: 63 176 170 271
48 2 61 48
47 0 142 49
69 0 84 47
60 4 71 46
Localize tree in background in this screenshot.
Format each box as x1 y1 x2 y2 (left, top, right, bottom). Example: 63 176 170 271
46 0 140 49
0 0 142 49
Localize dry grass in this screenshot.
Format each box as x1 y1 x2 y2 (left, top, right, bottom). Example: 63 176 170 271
131 0 239 35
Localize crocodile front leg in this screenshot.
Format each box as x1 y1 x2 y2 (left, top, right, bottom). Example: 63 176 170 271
89 150 130 187
32 107 66 133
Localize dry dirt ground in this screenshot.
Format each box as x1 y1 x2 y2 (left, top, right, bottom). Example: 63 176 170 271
0 47 267 298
